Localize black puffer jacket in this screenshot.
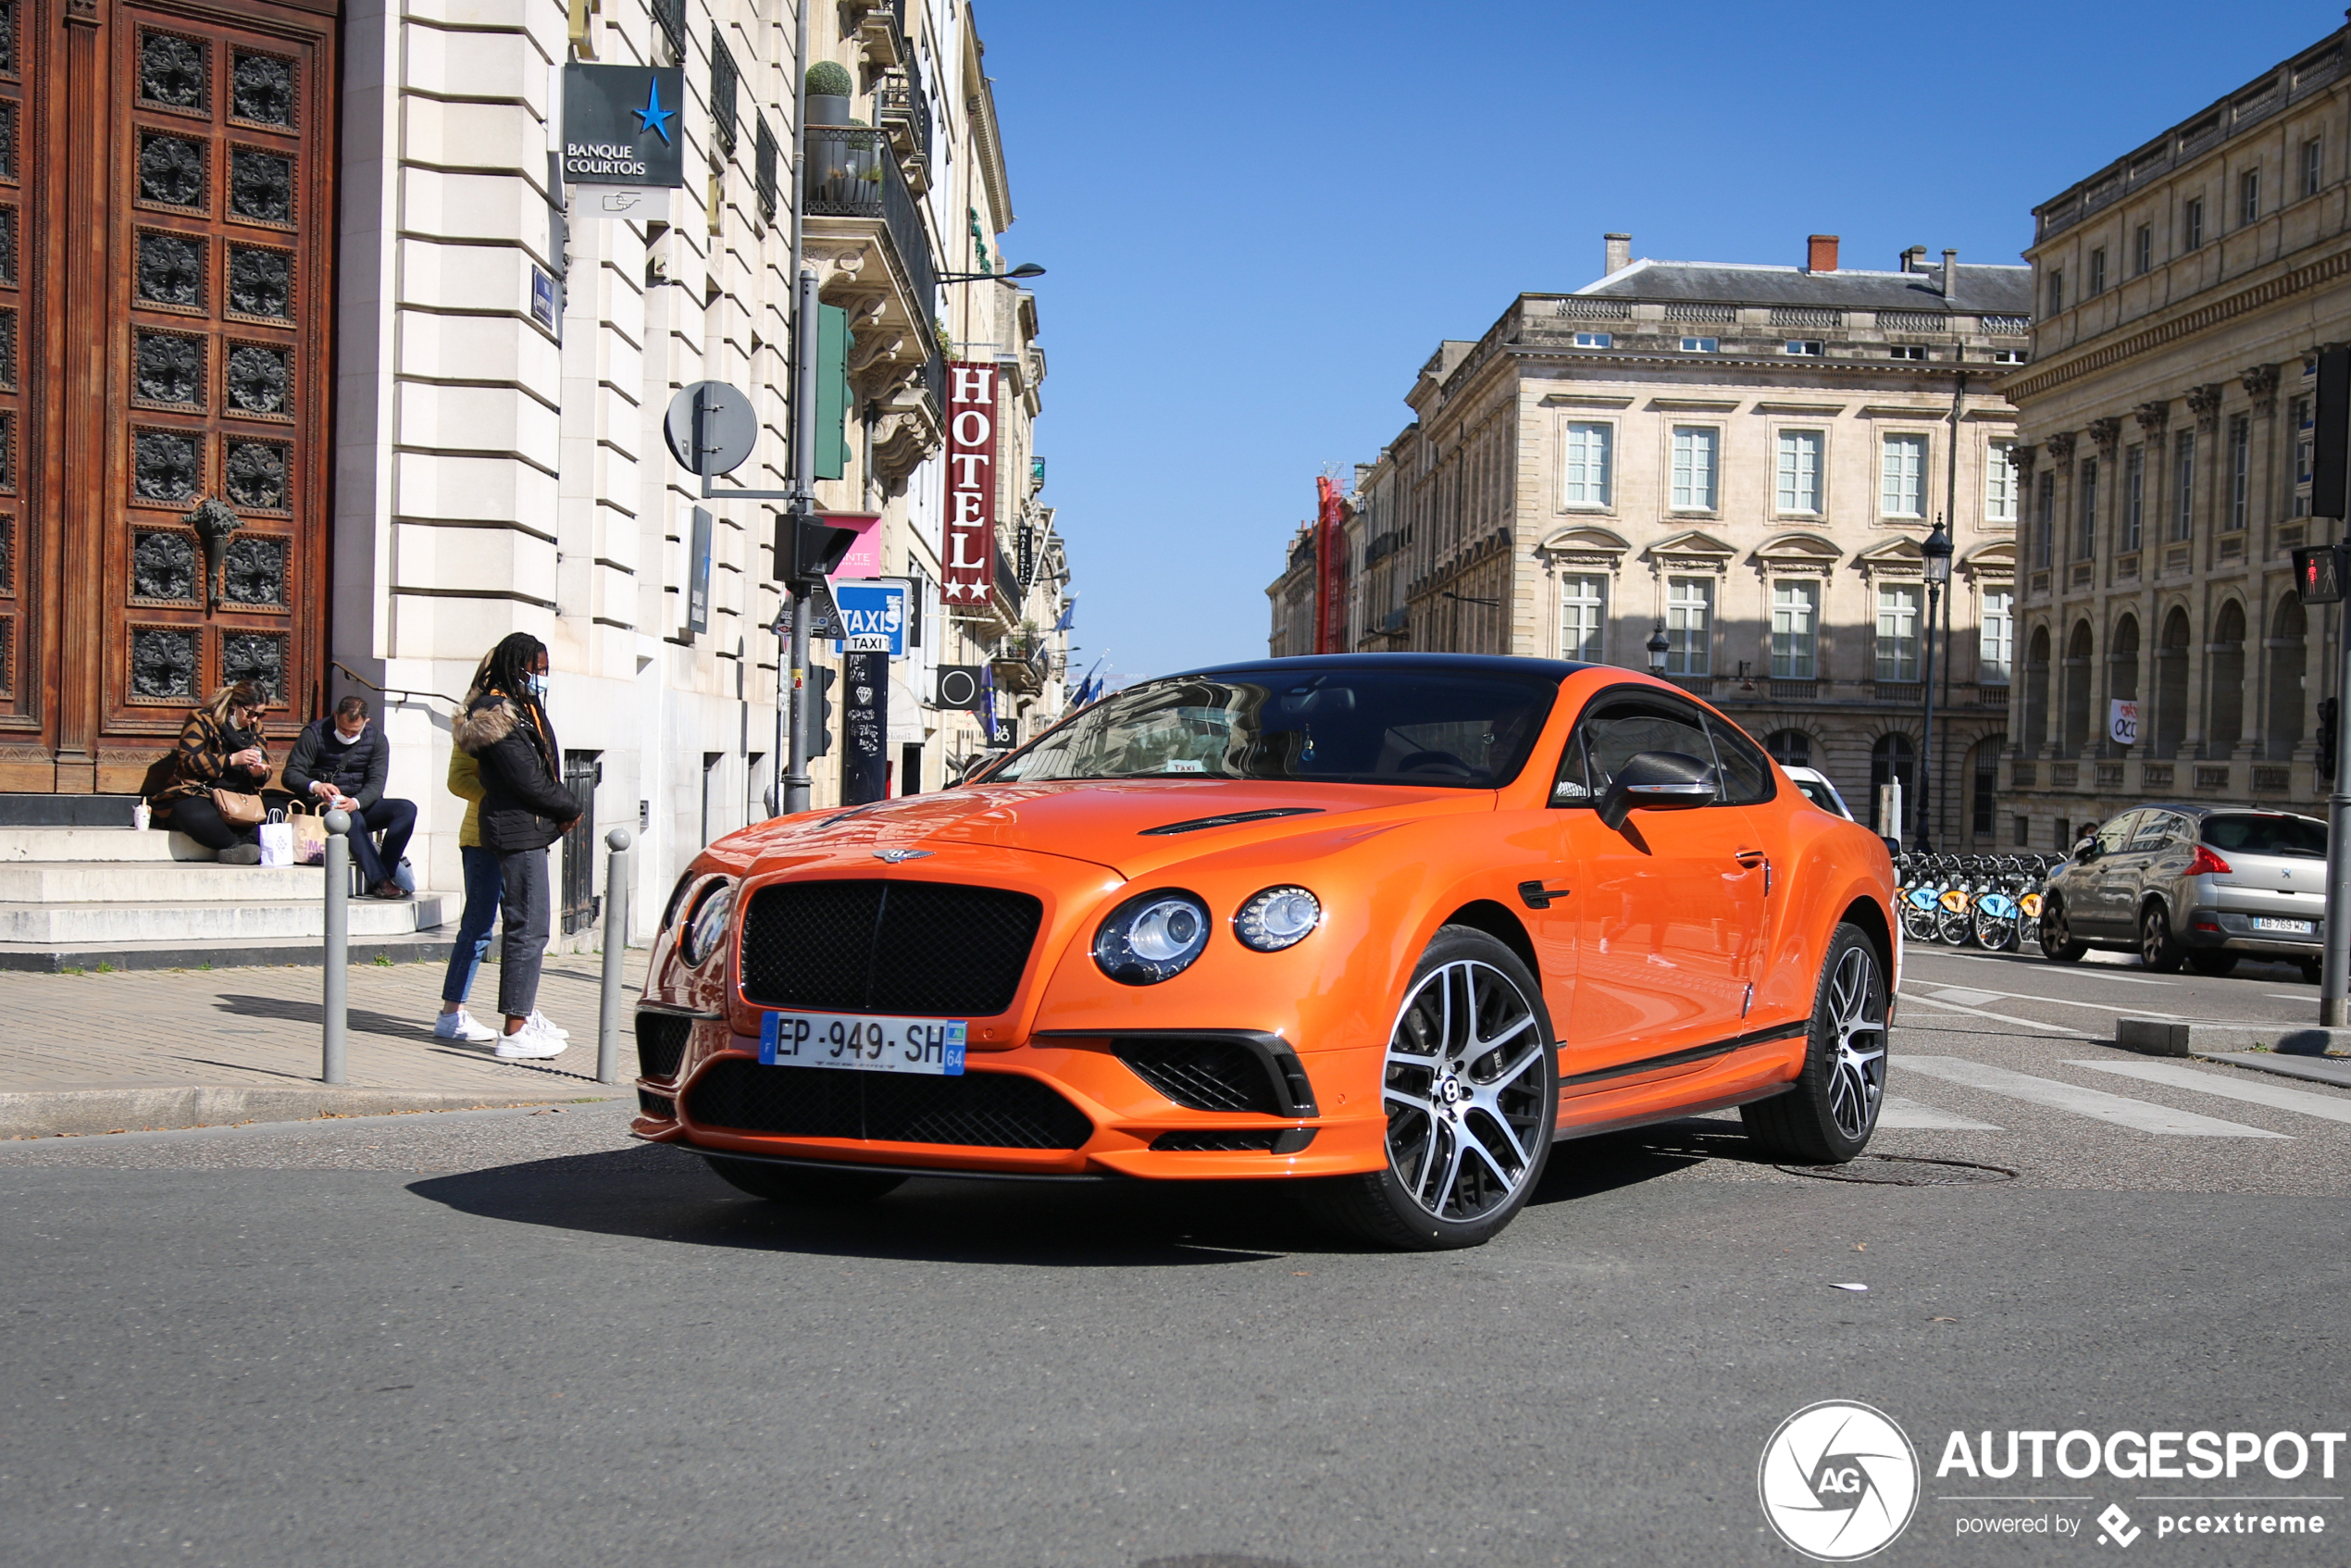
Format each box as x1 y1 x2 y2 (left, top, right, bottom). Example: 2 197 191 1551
282 717 390 810
453 686 578 852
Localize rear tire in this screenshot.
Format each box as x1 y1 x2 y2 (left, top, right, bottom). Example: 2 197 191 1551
704 1157 908 1206
2300 958 2322 985
1303 927 1557 1251
1742 923 1888 1164
2039 898 2088 963
2139 903 2185 974
2185 952 2240 977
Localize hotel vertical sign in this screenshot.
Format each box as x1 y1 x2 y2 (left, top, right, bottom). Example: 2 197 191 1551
944 362 998 606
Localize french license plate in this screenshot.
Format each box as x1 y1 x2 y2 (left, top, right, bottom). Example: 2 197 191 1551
2252 916 2315 934
759 1010 967 1076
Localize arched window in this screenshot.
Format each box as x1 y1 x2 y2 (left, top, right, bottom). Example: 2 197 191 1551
2062 620 2095 757
1969 734 2006 839
2155 607 2191 759
1871 732 1916 836
1765 729 1811 768
2023 626 2052 753
2268 595 2307 761
2209 600 2246 755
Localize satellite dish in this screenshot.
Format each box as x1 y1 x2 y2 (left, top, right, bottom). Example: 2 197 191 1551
662 381 757 476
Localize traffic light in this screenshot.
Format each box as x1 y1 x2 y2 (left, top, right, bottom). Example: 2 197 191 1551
2295 543 2347 605
809 666 837 757
2321 697 2340 784
778 515 856 586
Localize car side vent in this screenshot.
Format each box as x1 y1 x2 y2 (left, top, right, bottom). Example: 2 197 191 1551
1138 807 1325 836
637 1089 677 1121
1151 1128 1318 1153
1112 1033 1318 1116
636 1011 695 1080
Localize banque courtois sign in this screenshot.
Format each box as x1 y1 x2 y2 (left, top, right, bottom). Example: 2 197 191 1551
561 64 686 187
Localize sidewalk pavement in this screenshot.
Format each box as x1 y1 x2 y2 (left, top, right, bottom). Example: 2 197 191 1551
0 949 644 1137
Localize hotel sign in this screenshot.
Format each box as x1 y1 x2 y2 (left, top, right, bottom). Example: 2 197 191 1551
943 361 998 606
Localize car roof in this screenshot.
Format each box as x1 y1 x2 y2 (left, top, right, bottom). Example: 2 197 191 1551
2118 803 2324 822
1173 653 1595 680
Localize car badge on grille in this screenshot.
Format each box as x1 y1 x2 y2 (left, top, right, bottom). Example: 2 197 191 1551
873 848 933 863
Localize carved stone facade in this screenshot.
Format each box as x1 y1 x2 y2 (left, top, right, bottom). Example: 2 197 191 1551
2003 18 2351 848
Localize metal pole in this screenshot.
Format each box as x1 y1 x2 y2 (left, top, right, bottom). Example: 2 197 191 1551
1919 580 1939 854
777 0 807 817
783 266 821 814
597 826 632 1085
321 808 350 1084
2324 534 2351 1025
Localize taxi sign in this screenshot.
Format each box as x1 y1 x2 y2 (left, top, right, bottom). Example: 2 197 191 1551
830 579 908 655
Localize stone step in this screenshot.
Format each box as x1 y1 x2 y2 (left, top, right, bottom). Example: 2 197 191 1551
0 929 460 973
0 893 445 944
0 828 219 863
0 860 335 902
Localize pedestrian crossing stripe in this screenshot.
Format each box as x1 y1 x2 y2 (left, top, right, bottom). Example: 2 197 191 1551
2066 1059 2351 1126
1876 1094 2002 1131
1899 1056 2288 1138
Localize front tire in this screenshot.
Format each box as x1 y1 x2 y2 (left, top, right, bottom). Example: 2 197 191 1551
1305 927 1557 1251
1742 923 1887 1164
2140 903 2185 974
2186 951 2240 977
2039 898 2088 963
704 1157 908 1206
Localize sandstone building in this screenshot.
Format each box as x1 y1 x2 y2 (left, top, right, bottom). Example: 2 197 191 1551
2001 18 2351 850
1278 235 2030 845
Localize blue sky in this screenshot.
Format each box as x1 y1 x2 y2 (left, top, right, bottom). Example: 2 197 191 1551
976 1 2335 684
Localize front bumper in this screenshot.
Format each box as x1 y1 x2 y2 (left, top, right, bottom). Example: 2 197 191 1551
632 1031 1390 1182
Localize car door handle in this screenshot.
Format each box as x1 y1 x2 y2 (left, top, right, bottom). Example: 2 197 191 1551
1733 849 1767 867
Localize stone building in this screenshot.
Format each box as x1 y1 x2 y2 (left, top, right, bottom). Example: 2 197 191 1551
0 0 1065 945
2001 19 2351 850
1281 235 2031 843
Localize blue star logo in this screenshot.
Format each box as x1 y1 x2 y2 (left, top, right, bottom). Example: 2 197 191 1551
632 76 674 144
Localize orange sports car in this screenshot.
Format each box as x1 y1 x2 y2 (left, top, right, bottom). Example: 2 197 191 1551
630 654 1897 1249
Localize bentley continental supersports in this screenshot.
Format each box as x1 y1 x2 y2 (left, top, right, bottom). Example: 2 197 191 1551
630 654 1897 1249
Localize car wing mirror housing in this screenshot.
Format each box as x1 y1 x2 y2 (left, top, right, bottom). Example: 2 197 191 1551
1598 750 1718 832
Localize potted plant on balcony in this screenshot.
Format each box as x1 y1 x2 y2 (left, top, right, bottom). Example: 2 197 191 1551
805 60 853 127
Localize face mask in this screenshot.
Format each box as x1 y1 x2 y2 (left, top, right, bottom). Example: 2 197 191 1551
526 674 549 699
332 727 365 746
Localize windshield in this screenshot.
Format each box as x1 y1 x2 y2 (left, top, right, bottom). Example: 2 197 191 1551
1795 778 1843 816
2202 813 2328 858
989 666 1560 789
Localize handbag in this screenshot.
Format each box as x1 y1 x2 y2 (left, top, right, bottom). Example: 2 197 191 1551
257 809 294 868
286 801 330 865
211 788 267 827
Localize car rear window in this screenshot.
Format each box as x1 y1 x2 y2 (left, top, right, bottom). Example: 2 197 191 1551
2201 814 2327 858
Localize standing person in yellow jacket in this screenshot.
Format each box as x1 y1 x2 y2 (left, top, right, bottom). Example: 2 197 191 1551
430 733 505 1043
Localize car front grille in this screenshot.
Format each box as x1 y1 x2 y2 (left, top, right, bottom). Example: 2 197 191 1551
638 1089 677 1120
683 1057 1092 1150
635 1011 694 1080
738 879 1043 1017
1115 1038 1282 1114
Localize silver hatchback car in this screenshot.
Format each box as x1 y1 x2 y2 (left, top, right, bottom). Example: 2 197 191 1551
2039 804 2329 979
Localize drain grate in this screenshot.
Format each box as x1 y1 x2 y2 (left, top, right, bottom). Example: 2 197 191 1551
1776 1153 2017 1186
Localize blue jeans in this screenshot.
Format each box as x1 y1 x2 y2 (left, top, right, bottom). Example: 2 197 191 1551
438 845 505 1005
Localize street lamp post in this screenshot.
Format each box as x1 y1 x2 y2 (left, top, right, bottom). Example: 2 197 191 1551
937 262 1046 285
1647 620 1671 677
1919 517 1955 853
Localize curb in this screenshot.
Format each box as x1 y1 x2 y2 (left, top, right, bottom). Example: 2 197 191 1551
0 938 457 974
2114 1017 2351 1058
0 1084 616 1139
2193 1052 2351 1090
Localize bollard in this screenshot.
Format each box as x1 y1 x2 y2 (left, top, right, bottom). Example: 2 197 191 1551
322 808 351 1085
597 826 633 1086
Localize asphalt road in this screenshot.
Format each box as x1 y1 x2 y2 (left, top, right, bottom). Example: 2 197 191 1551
1901 933 2332 1034
6 998 2351 1568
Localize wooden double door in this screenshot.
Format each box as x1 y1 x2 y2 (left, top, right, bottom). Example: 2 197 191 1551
0 0 335 793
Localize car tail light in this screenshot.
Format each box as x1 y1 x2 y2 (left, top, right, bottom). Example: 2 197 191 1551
2186 845 2233 877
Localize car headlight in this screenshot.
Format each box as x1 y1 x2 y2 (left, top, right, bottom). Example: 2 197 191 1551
1093 889 1211 985
680 879 736 968
1234 885 1321 952
659 870 700 932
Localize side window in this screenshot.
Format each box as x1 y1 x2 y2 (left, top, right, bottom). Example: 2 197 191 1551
1706 716 1775 805
2094 812 2140 855
1568 695 1717 804
1550 730 1594 803
2131 811 2181 850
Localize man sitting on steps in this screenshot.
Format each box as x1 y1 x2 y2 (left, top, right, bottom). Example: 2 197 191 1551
283 696 417 901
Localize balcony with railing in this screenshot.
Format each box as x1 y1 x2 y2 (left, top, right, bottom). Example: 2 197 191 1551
991 634 1051 695
876 58 932 191
805 126 940 486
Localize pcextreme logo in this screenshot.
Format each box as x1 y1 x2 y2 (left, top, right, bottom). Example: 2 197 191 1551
1760 1400 1922 1561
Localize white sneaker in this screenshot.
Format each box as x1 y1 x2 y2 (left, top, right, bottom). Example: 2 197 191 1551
527 1010 570 1039
434 1008 498 1044
493 1022 566 1060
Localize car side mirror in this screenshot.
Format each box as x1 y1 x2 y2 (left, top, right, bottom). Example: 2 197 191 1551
1598 751 1718 832
2072 837 2099 863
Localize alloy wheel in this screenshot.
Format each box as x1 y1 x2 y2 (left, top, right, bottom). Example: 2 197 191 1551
1822 945 1886 1141
1381 959 1548 1223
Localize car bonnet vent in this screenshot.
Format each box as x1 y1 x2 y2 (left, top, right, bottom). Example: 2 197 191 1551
1138 807 1324 837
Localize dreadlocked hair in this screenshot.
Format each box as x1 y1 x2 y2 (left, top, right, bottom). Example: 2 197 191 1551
472 632 546 700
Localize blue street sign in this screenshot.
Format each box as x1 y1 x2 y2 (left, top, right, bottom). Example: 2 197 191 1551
831 580 908 656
